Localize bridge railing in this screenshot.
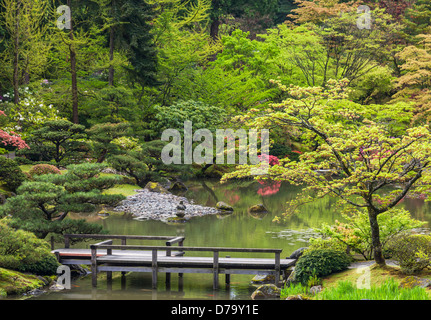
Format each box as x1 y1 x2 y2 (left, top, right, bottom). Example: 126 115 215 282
90 243 282 289
62 234 185 251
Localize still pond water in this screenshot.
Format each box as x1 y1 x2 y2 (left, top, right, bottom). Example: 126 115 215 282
33 179 431 300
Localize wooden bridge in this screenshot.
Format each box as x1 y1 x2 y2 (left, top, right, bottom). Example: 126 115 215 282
52 234 297 290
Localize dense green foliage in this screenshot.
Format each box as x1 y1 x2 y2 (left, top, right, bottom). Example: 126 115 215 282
387 234 431 274
0 157 26 192
0 220 60 275
293 249 352 285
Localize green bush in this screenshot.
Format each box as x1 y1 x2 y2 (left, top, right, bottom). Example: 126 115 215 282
387 234 431 274
17 254 60 275
29 164 61 176
293 249 352 285
0 219 60 275
0 156 27 192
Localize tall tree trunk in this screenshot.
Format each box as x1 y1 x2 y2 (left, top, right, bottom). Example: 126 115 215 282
13 1 20 104
368 207 386 266
210 19 220 40
67 0 79 124
108 0 115 86
108 25 115 86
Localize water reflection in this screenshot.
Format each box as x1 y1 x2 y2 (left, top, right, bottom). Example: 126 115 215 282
31 179 430 300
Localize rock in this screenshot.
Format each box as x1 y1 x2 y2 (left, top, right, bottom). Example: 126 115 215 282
251 274 275 284
310 285 323 295
399 276 431 289
49 282 65 291
144 182 170 194
36 276 51 286
289 247 307 260
69 264 89 276
286 294 306 300
114 189 219 223
285 268 296 287
25 288 46 296
251 289 266 300
248 204 268 213
169 181 188 192
176 211 186 218
216 201 234 211
251 284 281 300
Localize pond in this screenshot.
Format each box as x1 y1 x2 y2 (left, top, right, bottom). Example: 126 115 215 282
32 179 431 300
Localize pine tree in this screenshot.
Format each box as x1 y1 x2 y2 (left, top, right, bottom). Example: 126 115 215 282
0 163 125 240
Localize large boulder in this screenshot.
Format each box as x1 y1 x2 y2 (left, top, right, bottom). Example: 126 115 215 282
168 181 188 192
216 201 234 212
251 284 281 300
288 247 307 260
248 204 268 213
251 274 275 284
144 182 170 194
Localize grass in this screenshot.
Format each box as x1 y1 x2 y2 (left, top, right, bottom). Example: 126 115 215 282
283 264 431 300
316 278 430 300
103 183 141 197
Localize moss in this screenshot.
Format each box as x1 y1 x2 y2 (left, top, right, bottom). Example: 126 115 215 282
0 267 46 297
103 184 141 197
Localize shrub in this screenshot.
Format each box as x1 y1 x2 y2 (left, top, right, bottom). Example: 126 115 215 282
17 254 60 275
29 164 61 177
387 234 431 274
293 249 351 285
0 219 60 275
0 157 27 192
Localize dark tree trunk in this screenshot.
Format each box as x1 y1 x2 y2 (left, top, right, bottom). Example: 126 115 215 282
68 0 79 124
210 19 220 40
108 0 115 86
368 207 386 266
108 25 115 86
13 1 20 104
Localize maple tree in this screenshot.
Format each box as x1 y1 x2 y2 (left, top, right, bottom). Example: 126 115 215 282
393 34 431 125
222 79 431 266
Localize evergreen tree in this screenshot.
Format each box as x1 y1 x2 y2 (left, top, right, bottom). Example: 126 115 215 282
119 0 158 88
0 163 125 240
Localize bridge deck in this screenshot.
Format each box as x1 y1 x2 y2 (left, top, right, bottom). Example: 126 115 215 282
52 234 296 290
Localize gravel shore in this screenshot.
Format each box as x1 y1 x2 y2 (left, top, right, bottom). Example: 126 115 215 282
113 189 220 222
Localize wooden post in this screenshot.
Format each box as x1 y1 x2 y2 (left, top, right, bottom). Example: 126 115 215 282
179 239 184 279
91 245 97 287
152 249 158 289
275 251 281 287
165 241 171 287
107 246 112 282
225 255 231 287
213 250 219 290
64 235 70 249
